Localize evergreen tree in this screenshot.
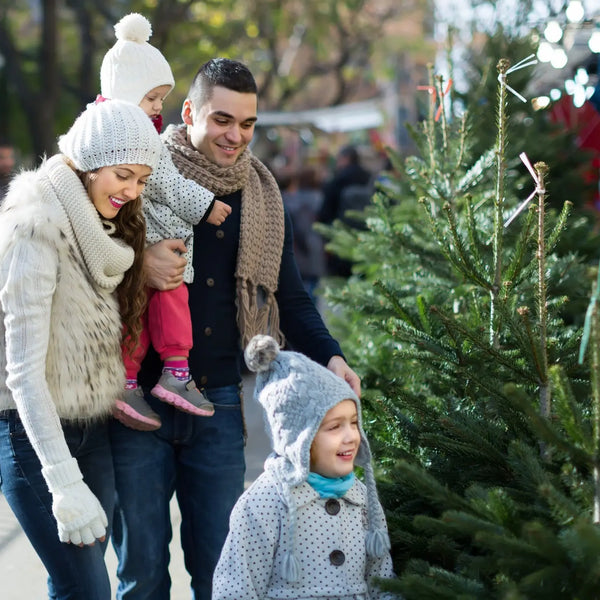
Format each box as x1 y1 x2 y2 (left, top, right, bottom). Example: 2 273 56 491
318 58 600 598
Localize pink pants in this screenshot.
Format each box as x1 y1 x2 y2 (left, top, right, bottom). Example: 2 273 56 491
122 284 193 380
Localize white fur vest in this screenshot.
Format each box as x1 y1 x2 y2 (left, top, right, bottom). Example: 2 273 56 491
0 156 133 421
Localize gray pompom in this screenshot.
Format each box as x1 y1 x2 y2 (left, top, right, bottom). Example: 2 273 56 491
244 335 279 373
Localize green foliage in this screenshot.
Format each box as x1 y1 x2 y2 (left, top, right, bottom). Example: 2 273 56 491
1 0 432 160
317 53 600 598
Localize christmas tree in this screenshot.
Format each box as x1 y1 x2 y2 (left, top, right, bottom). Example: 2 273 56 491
317 57 600 598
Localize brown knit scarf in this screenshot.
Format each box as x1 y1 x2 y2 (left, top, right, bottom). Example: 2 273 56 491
163 124 285 347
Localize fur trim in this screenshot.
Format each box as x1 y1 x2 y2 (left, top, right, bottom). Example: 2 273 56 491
0 167 125 421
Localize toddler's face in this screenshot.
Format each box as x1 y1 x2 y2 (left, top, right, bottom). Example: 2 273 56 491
309 399 361 479
139 84 172 118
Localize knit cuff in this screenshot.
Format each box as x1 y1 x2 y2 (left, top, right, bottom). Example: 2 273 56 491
42 457 83 493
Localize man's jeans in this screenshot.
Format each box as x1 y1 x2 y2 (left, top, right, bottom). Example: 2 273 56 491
110 384 246 600
0 411 114 600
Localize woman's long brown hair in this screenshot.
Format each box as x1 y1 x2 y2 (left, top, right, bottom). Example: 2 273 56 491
111 196 147 352
78 166 147 352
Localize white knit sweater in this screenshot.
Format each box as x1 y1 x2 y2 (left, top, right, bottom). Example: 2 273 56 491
0 154 133 469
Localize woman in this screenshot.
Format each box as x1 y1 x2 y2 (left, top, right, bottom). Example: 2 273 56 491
0 99 162 600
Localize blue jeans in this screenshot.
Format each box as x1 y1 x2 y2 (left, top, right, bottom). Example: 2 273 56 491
110 384 246 600
0 410 114 600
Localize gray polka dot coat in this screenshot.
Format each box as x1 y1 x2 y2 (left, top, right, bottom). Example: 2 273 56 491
142 144 214 283
213 469 396 599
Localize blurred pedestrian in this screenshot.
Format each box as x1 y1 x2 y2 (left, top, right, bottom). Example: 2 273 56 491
0 137 16 203
0 100 162 600
213 335 395 599
318 144 373 277
282 163 325 304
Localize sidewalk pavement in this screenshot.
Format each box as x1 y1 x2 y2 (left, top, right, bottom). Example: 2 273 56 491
0 374 270 599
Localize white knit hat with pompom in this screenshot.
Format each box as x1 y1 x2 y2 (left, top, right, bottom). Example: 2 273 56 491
100 13 175 106
58 100 162 172
244 334 391 583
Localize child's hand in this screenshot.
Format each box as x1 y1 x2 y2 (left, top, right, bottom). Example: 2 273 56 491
206 200 232 226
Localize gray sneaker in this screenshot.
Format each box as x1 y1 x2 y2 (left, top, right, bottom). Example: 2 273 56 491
113 387 161 431
151 371 215 417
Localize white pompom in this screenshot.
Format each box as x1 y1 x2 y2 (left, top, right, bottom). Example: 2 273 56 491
244 335 279 373
114 13 152 44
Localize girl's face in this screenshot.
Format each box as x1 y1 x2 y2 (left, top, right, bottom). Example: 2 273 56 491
139 84 172 117
87 164 151 220
310 400 361 479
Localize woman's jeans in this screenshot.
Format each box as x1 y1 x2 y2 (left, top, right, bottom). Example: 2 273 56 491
0 410 114 600
110 384 245 600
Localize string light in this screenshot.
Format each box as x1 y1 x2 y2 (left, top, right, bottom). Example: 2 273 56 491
566 0 585 24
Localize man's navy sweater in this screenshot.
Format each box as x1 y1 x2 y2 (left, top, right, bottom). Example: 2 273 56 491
140 189 343 389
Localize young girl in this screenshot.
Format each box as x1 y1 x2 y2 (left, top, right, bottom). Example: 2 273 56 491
213 335 396 599
99 13 231 430
0 100 162 599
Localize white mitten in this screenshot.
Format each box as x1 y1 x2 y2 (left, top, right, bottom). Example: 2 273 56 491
41 457 108 545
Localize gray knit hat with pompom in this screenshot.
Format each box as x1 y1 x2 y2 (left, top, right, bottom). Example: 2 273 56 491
244 334 390 583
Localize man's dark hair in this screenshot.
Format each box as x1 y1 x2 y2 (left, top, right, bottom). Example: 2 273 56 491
188 58 257 110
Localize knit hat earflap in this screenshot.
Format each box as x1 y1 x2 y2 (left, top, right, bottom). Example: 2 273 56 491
244 334 390 582
58 100 162 172
100 13 175 106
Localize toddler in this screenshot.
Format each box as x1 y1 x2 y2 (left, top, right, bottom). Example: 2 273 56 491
213 335 396 599
99 13 232 430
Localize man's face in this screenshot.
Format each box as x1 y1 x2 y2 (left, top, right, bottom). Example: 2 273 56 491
183 86 257 167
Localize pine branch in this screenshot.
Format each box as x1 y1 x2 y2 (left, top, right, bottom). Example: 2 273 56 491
443 201 492 289
457 148 496 194
502 204 536 294
534 162 550 416
545 200 573 254
465 194 484 268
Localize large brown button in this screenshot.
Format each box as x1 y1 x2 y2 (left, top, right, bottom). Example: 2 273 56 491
216 230 225 239
206 277 215 287
325 499 340 515
200 375 208 385
329 550 345 566
204 327 212 336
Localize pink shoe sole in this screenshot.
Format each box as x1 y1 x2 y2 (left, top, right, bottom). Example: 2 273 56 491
151 385 215 417
113 400 161 431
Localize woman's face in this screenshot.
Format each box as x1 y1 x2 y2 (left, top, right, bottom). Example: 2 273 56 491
87 164 152 219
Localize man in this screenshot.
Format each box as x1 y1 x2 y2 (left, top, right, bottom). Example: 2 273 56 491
110 58 360 600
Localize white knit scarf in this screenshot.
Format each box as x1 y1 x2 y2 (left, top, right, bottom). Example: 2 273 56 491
163 124 285 346
42 155 134 292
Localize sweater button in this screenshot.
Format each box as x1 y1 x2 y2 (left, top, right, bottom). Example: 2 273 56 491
325 499 340 515
204 327 212 336
200 376 208 385
329 550 345 566
216 230 224 239
206 277 215 287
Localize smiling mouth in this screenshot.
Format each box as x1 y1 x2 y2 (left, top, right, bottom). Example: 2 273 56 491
109 196 126 208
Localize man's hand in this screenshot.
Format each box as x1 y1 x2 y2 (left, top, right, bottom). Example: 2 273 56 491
144 239 187 290
206 200 232 226
327 355 361 397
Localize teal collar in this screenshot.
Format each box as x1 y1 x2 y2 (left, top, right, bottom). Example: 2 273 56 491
306 471 355 498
